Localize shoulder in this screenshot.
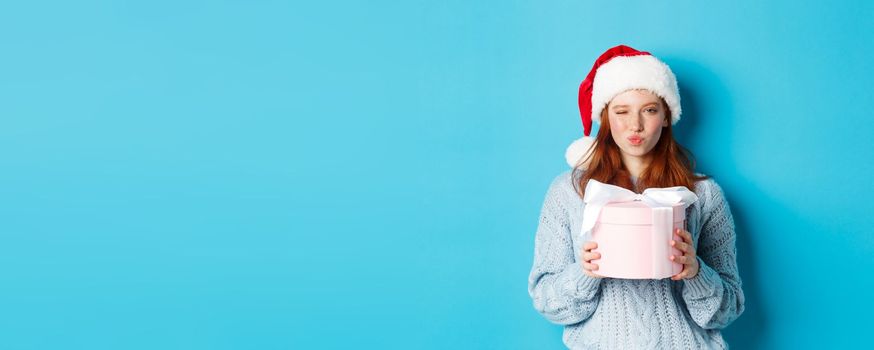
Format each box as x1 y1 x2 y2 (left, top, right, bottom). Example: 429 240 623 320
691 174 730 211
692 174 725 195
547 169 580 194
548 169 574 187
543 169 582 203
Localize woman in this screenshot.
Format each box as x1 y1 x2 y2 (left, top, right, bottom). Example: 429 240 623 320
527 45 744 349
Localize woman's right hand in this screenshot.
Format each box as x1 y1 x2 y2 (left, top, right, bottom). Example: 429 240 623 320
580 241 602 278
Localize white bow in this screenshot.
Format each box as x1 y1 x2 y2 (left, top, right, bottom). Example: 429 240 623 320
580 179 699 238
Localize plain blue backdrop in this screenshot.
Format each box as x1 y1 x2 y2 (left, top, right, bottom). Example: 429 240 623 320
1 1 872 349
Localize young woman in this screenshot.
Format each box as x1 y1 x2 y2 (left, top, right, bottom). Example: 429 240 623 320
527 45 744 349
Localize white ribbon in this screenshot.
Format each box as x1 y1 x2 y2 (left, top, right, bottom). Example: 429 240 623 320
580 179 699 278
580 179 699 237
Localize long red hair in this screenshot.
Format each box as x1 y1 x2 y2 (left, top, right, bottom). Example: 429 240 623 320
572 98 708 198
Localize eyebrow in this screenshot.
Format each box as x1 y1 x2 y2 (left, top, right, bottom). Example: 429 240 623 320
611 102 660 109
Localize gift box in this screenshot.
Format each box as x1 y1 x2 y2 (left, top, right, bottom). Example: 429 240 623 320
580 180 698 280
590 201 684 279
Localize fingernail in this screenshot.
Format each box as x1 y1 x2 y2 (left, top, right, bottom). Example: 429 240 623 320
670 240 676 246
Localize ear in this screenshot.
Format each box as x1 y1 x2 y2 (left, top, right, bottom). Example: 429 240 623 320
662 117 669 127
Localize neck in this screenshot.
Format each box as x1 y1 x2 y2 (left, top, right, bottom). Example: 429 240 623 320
621 153 652 178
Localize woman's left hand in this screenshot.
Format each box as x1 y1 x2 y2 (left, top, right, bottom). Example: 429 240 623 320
670 228 699 280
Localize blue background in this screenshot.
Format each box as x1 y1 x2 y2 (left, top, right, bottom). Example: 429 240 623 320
1 1 872 349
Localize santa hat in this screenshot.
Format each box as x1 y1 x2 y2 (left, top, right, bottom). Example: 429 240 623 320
565 45 682 168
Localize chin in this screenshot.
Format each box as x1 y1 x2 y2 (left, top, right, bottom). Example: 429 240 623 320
620 146 646 155
620 146 656 157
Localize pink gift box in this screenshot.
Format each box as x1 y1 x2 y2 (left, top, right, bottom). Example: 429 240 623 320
590 201 685 279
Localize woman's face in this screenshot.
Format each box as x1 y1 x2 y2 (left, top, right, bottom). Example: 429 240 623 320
606 89 669 160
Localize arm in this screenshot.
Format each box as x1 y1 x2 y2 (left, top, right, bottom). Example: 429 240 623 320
682 181 746 329
528 176 603 325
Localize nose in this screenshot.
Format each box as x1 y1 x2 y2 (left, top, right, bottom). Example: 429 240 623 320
629 114 643 131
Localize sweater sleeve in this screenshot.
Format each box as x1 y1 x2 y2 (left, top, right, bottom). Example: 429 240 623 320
681 180 745 329
528 175 603 325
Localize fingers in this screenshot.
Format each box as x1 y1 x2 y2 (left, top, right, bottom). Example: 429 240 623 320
670 230 700 280
582 260 601 278
670 239 694 255
676 228 693 244
580 241 602 278
669 254 695 265
581 241 600 262
671 229 696 261
671 265 699 280
582 251 601 263
671 263 691 280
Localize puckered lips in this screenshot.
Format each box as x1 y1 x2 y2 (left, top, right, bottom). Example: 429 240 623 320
627 135 644 146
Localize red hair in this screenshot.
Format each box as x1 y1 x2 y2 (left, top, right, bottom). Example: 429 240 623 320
572 98 708 197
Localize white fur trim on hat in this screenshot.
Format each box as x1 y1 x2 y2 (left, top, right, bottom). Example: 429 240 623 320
590 55 682 125
565 136 596 168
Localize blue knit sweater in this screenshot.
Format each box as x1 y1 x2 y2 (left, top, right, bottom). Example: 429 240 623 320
528 170 745 349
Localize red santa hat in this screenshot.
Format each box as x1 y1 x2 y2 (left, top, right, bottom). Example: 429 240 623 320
565 45 683 168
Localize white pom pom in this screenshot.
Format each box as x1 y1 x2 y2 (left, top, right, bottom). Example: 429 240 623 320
565 136 596 168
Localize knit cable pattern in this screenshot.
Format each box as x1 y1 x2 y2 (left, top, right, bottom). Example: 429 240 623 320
528 171 745 349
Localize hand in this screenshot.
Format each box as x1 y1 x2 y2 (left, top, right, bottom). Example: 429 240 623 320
580 241 603 278
670 228 699 280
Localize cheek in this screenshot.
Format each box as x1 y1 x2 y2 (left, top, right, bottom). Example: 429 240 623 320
608 116 624 130
641 120 662 144
647 119 665 136
609 122 625 140
648 132 662 145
